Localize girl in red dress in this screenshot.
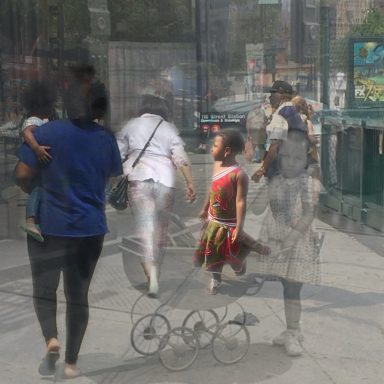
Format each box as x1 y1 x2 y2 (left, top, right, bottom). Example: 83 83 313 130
193 129 270 294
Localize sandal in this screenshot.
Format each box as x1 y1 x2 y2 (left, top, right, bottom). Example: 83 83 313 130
207 279 221 295
38 350 60 376
63 364 81 380
20 225 44 243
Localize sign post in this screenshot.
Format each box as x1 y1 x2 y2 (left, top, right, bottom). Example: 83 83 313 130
245 43 264 100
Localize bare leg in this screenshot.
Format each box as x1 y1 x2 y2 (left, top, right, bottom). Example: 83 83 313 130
207 270 222 295
141 262 151 283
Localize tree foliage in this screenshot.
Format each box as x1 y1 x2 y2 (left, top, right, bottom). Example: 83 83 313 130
227 1 281 71
0 0 90 55
329 8 384 74
63 0 90 43
351 8 384 37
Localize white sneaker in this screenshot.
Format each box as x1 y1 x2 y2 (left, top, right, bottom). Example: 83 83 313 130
273 329 304 346
148 266 159 297
284 332 304 356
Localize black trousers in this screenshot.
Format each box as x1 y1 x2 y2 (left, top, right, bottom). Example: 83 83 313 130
27 234 104 364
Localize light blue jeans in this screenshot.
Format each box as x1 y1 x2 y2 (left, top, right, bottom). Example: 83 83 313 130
26 186 42 219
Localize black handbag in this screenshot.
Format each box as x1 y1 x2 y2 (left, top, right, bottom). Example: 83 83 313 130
108 119 163 210
108 177 129 210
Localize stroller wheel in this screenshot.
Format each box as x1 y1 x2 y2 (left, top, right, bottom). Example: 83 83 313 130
159 327 199 371
181 309 219 348
212 322 250 364
131 313 171 356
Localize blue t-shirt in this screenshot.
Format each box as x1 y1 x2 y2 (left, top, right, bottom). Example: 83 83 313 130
18 120 122 237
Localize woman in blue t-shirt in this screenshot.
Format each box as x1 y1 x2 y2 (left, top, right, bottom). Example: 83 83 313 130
15 65 122 379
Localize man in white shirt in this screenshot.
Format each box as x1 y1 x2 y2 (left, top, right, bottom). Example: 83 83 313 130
252 80 295 182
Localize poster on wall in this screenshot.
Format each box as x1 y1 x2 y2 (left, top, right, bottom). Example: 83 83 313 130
350 38 384 106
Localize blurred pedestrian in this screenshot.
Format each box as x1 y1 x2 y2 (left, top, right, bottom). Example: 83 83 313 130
15 65 122 379
245 101 267 163
116 94 196 297
251 80 306 183
256 130 321 356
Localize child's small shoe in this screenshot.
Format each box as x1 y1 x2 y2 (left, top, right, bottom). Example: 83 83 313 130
207 278 221 295
20 224 44 242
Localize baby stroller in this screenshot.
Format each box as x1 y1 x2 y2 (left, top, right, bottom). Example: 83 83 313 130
120 214 321 371
120 215 252 371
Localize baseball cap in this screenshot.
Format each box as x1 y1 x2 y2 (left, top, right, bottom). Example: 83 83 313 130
269 80 293 95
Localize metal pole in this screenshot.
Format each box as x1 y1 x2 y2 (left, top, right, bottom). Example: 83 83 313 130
205 0 210 112
58 0 64 80
320 5 330 108
195 0 203 115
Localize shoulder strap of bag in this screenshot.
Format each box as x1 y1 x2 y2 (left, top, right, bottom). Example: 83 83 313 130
131 119 163 169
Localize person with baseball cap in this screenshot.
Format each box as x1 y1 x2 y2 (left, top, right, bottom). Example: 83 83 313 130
251 80 306 182
251 81 320 357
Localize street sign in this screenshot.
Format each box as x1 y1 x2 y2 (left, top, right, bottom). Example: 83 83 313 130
245 43 264 96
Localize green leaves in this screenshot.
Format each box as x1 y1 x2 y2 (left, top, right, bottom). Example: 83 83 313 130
351 8 384 37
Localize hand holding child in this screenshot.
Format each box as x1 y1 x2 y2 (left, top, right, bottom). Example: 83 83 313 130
35 145 52 163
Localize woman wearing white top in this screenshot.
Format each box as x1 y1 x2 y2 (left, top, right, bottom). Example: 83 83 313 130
116 94 196 296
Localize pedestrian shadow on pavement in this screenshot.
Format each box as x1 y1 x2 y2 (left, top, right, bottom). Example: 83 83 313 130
243 278 384 312
302 285 384 311
45 344 293 383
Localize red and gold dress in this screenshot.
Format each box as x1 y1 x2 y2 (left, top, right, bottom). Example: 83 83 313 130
193 165 250 273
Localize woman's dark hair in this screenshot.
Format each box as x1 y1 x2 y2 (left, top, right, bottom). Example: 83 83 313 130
138 94 169 121
87 81 108 120
64 65 108 121
22 79 57 118
217 128 245 155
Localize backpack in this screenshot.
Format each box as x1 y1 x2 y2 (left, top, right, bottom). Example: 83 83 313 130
278 105 307 133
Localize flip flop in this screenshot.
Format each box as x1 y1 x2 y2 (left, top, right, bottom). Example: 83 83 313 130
38 350 60 376
20 225 44 243
63 365 82 380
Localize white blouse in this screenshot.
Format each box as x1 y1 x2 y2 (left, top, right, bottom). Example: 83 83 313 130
265 101 291 151
116 113 190 188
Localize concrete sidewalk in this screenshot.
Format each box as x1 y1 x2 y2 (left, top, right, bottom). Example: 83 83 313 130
1 153 384 383
0 209 384 384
